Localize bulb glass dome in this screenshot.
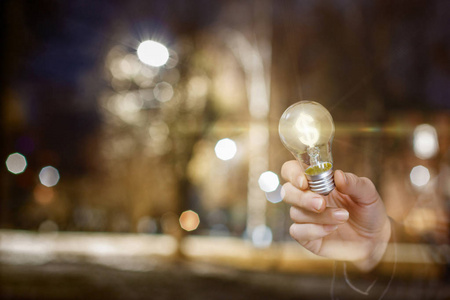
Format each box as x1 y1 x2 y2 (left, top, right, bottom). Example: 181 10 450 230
279 101 335 195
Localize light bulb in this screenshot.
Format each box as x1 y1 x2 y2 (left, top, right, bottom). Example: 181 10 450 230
279 101 335 195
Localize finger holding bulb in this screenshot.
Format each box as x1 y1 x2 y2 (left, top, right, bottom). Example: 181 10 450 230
281 159 390 271
281 160 327 213
282 182 325 212
289 205 349 225
281 163 350 242
284 183 350 245
281 160 309 190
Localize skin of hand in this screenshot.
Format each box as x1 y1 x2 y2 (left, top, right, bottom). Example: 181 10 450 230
281 160 391 272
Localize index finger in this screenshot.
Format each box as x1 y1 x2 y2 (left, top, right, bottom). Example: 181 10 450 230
281 160 308 190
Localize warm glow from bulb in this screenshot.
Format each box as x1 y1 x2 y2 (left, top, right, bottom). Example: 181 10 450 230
295 113 319 146
137 40 169 67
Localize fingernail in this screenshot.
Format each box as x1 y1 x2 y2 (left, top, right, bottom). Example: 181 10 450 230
342 171 348 184
298 176 304 189
314 197 324 211
333 210 349 222
323 225 338 232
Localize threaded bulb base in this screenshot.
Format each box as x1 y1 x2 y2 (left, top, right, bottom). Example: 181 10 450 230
305 167 335 195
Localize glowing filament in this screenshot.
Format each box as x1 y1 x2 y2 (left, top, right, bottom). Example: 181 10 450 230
295 113 319 147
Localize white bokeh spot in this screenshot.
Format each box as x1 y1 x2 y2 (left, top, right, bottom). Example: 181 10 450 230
214 138 237 161
39 166 60 187
258 171 280 192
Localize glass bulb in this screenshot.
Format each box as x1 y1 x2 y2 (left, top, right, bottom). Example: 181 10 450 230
279 101 335 195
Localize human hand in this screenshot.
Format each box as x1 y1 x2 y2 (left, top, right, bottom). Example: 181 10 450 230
281 160 391 272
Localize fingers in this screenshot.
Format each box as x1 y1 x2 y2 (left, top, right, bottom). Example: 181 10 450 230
281 160 308 190
290 206 349 225
281 160 325 212
282 182 325 212
334 170 380 205
290 223 338 242
284 180 349 244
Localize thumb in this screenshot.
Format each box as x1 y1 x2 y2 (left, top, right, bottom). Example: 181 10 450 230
334 170 380 205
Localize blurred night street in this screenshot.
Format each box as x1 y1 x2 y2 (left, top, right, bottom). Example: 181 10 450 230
1 0 449 299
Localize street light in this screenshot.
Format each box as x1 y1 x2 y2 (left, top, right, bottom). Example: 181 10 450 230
137 40 169 67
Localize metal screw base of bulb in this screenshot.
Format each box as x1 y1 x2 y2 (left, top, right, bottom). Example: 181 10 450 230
306 168 335 195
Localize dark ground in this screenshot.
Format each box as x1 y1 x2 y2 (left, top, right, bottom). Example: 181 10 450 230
1 260 334 300
1 260 449 300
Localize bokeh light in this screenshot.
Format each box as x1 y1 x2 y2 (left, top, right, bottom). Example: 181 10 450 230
33 185 55 205
214 138 237 161
251 225 273 248
404 208 438 235
153 82 174 102
117 93 144 114
258 171 279 193
109 57 128 80
5 152 27 174
164 49 179 69
39 166 60 187
187 76 209 99
413 124 439 160
179 210 200 232
148 120 170 142
120 54 142 77
410 165 430 187
137 216 158 234
38 220 59 233
161 212 179 235
265 184 284 204
137 40 169 67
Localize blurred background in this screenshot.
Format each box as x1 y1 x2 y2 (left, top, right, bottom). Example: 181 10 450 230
1 0 449 299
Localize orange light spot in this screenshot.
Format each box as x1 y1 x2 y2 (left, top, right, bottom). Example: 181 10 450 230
33 184 55 205
179 210 200 232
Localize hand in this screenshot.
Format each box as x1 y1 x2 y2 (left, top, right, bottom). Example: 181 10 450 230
281 160 391 272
